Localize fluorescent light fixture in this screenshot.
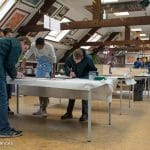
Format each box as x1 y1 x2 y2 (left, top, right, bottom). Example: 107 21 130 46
131 28 142 32
140 33 146 37
140 37 149 40
102 0 118 3
114 12 129 16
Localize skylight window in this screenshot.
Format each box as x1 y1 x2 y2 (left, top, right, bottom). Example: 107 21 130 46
0 0 16 21
45 17 70 42
102 0 118 3
81 33 102 49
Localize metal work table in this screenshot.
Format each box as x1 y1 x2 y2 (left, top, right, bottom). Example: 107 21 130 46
8 77 117 142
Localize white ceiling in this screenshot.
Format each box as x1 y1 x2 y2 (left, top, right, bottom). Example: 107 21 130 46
58 0 150 37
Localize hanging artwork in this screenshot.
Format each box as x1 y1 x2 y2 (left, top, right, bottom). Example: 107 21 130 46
1 8 30 31
47 1 63 17
55 6 69 20
21 0 42 8
125 53 138 64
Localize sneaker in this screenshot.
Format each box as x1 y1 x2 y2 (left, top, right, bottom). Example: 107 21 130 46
0 128 22 138
61 113 73 120
8 107 14 115
8 110 14 115
32 110 48 117
79 114 88 122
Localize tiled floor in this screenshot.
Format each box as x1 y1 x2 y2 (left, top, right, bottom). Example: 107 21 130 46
0 96 150 150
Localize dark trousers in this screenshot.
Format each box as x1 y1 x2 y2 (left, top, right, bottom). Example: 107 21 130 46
39 97 49 111
67 99 88 116
7 84 12 110
0 79 11 132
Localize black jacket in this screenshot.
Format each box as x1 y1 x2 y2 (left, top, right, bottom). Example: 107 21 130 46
65 52 97 79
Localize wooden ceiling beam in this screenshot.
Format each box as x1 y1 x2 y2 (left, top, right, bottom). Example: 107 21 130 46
19 25 50 33
61 16 150 30
92 0 101 20
82 40 150 46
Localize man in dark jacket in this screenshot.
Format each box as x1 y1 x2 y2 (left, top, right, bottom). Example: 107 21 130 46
0 37 30 138
61 49 97 121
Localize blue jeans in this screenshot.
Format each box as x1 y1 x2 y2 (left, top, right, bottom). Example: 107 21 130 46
0 79 11 132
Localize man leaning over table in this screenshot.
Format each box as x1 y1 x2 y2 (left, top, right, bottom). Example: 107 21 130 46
61 48 97 121
0 36 31 137
21 37 56 117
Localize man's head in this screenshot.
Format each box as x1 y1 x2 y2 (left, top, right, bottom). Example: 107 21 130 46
137 57 140 61
73 49 84 64
35 37 45 50
3 28 13 37
18 36 31 53
0 29 4 37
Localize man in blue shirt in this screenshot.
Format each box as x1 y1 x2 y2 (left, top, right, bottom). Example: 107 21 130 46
133 58 143 68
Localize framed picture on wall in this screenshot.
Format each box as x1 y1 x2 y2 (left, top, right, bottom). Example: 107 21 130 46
1 8 30 31
21 0 42 8
55 6 69 20
125 53 137 64
47 1 63 17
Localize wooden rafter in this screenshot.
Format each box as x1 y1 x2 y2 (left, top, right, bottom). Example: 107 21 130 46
61 16 150 30
92 0 101 20
82 40 150 46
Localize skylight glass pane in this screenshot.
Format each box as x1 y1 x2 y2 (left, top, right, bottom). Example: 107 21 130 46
0 0 16 21
0 0 6 7
102 0 118 3
49 31 59 37
45 17 71 42
81 33 102 49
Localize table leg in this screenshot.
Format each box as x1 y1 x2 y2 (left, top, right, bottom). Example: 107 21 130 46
120 80 123 115
87 90 92 142
16 84 19 114
128 87 131 109
148 78 150 99
108 102 111 125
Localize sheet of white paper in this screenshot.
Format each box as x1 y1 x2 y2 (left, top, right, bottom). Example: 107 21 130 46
50 18 60 32
44 15 50 29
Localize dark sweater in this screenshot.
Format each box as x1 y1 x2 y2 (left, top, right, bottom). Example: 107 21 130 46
65 53 97 79
0 38 21 79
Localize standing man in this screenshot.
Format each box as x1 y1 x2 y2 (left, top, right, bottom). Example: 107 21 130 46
3 28 15 115
0 29 4 37
61 49 97 121
0 36 31 137
21 37 56 117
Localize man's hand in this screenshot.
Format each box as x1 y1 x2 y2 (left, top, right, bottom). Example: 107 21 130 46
70 71 76 78
17 72 24 78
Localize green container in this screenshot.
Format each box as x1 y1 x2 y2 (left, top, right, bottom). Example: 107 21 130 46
94 76 107 81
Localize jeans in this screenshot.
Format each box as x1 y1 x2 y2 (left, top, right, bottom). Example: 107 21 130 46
66 99 88 116
0 79 11 132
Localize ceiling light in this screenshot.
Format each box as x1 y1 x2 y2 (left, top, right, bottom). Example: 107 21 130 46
131 28 142 32
102 0 118 3
140 37 149 40
114 12 129 16
140 33 146 37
